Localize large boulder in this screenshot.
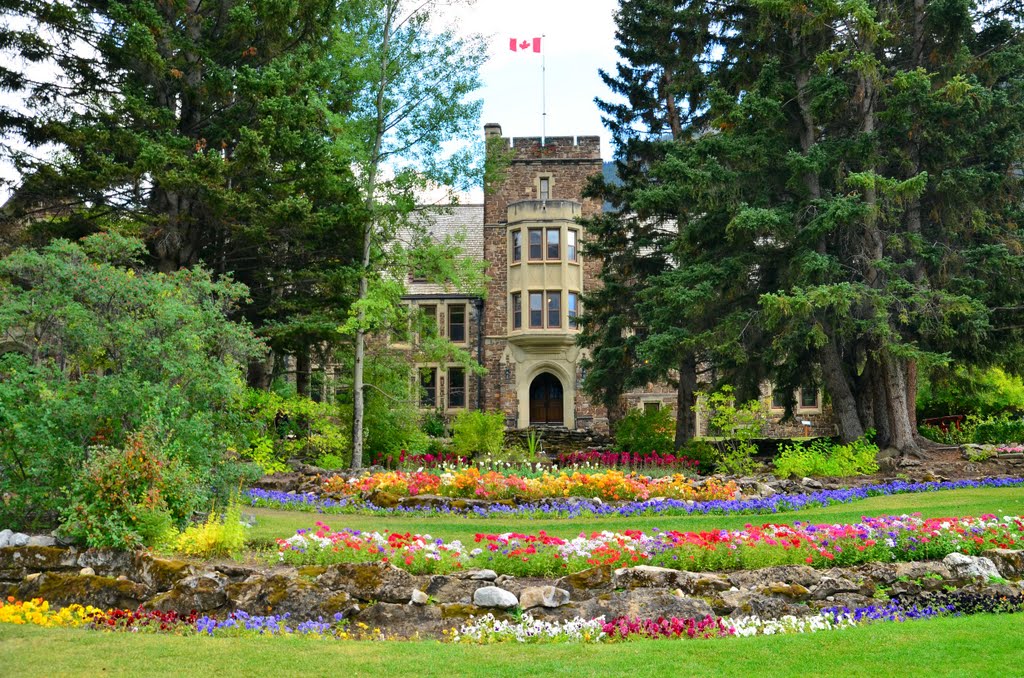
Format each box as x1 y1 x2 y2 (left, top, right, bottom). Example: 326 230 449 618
519 586 570 609
613 566 730 595
227 572 357 618
472 586 518 609
0 546 79 580
355 602 448 639
316 562 414 604
981 549 1024 580
810 576 862 600
13 572 149 609
576 589 713 621
943 553 1001 581
145 573 229 612
728 565 821 590
134 553 197 593
556 565 613 596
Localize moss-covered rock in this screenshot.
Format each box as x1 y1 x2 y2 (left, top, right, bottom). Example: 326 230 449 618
145 573 228 613
134 553 196 592
317 562 413 603
14 572 148 609
0 546 79 580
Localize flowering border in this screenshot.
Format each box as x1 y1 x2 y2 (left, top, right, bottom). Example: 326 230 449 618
249 476 1024 519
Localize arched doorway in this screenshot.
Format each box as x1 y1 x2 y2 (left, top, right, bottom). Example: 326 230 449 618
529 372 564 425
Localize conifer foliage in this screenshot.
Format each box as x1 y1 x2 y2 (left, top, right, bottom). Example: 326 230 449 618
589 0 1024 455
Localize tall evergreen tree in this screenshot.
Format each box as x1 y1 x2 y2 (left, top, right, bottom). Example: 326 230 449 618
0 0 368 386
594 0 1024 456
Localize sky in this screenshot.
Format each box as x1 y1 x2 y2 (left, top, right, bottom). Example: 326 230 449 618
446 0 621 161
0 0 624 202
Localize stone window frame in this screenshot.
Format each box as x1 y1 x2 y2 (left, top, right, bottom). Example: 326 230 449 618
567 291 579 330
797 387 822 413
536 174 554 201
511 291 522 329
448 303 467 344
511 229 522 263
527 228 544 260
447 366 467 409
567 228 579 263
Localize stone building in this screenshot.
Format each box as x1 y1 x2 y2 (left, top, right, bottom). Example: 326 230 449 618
405 123 836 438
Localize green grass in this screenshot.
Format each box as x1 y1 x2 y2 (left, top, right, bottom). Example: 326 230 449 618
245 486 1024 546
1 614 1021 677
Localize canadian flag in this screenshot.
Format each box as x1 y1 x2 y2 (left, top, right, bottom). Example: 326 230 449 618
509 37 542 53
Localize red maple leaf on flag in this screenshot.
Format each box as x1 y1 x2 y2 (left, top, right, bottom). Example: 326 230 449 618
509 37 542 53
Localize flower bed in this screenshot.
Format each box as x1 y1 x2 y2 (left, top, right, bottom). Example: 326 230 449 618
274 513 1024 575
321 468 737 503
6 596 1019 644
249 476 1024 519
555 450 701 471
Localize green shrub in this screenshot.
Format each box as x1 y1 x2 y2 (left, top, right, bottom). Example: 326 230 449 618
0 235 261 530
236 388 350 473
59 434 198 549
918 366 1024 418
316 453 348 470
173 495 247 558
774 434 880 478
919 414 1024 446
452 410 505 457
422 410 447 438
971 415 1024 444
681 440 719 475
701 387 768 476
614 407 676 455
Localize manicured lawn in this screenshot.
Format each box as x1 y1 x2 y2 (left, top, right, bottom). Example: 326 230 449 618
245 486 1024 547
1 614 1020 677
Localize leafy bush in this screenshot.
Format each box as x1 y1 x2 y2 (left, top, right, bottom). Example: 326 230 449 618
701 387 769 476
235 388 350 473
452 410 505 457
174 495 247 558
919 414 1024 445
918 366 1024 418
421 410 447 438
774 434 880 478
59 434 197 549
971 415 1024 444
680 440 719 475
614 408 675 455
0 235 262 529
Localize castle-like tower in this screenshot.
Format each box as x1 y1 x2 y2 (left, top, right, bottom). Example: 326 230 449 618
480 123 609 431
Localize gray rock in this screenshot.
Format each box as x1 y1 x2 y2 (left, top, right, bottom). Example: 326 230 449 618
0 529 12 548
410 589 429 605
467 569 497 581
472 586 519 609
317 562 414 603
519 585 570 609
943 553 1001 580
423 575 483 604
9 533 29 547
811 576 861 600
27 535 57 547
981 549 1024 580
728 565 821 590
146 572 229 612
355 602 444 639
577 589 713 621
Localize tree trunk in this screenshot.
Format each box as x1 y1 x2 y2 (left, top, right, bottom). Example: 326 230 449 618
296 349 311 397
819 339 864 442
869 360 892 448
351 0 397 470
881 352 922 455
674 353 698 449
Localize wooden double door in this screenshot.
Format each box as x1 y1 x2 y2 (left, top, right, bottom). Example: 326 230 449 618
529 373 564 425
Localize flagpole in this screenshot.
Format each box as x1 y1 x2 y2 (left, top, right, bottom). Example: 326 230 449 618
541 34 546 146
